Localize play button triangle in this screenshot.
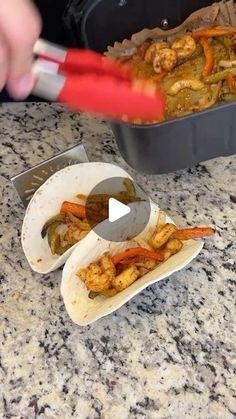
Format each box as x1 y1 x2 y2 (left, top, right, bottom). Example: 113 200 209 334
108 198 131 223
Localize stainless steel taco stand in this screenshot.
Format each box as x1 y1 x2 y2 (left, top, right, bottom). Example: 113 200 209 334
11 144 88 208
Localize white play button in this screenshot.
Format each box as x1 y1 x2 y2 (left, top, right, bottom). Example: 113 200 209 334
108 198 131 222
86 176 151 242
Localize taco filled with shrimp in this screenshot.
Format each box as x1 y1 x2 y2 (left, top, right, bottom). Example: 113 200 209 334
61 201 214 326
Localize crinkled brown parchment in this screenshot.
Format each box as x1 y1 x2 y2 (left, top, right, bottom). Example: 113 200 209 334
106 0 236 58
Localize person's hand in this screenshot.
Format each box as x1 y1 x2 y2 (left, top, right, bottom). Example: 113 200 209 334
0 0 41 99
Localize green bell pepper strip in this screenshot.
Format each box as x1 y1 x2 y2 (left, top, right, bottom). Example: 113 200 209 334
41 213 66 238
203 67 236 84
222 92 236 101
47 221 70 256
218 36 232 50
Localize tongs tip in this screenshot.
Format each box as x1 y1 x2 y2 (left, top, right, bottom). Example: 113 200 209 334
32 39 165 122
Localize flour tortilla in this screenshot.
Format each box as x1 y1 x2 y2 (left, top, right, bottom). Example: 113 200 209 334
61 201 203 326
21 162 134 274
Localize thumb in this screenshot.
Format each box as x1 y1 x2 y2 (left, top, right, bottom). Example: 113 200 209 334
0 0 41 98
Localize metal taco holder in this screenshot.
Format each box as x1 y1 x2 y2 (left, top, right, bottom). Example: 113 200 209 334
11 144 89 208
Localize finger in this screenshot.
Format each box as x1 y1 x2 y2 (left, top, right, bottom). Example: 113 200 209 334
6 69 36 99
0 0 41 98
0 31 8 92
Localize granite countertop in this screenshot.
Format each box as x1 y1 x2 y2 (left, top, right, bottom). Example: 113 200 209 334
0 103 235 418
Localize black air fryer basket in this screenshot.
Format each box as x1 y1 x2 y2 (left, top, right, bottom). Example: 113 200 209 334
64 0 236 174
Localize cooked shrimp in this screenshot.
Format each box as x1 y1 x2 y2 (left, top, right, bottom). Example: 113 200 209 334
144 41 169 63
167 79 204 95
78 267 87 282
153 48 177 74
112 265 140 291
161 239 183 261
149 223 176 249
171 35 196 59
219 59 236 68
135 257 158 270
77 254 116 292
100 288 118 298
78 263 111 292
100 254 116 278
84 263 112 292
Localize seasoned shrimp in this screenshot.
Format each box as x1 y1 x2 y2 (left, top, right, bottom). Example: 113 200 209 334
171 35 196 59
167 79 204 95
149 223 176 249
78 263 111 292
144 41 169 64
153 48 177 74
100 288 118 298
135 257 158 270
161 239 183 260
77 254 116 292
83 263 111 292
112 265 140 291
100 254 116 278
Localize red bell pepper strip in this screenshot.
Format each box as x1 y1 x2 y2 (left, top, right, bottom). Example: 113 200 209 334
60 201 86 218
226 73 236 93
118 256 139 266
173 227 214 240
192 27 236 38
111 247 165 265
200 37 214 78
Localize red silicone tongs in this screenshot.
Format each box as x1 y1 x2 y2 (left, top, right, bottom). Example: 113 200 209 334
32 39 165 121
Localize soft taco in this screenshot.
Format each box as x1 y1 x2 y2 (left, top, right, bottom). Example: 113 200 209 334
21 162 137 274
61 201 214 326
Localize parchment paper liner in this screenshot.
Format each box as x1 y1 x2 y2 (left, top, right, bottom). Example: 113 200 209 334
106 0 236 58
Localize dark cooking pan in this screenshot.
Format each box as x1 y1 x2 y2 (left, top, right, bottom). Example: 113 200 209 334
64 0 236 174
110 102 236 174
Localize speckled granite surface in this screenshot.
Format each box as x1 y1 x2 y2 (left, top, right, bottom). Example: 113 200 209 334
0 103 235 418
